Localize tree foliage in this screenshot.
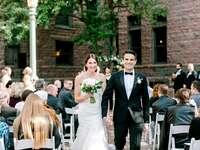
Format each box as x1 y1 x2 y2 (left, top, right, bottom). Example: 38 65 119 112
0 0 167 53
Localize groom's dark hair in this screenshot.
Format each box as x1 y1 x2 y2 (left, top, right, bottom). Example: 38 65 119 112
123 50 137 59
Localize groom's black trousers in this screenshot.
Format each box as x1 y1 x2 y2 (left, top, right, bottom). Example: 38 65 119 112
114 113 144 150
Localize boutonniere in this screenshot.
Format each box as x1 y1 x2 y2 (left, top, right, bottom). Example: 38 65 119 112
137 77 143 84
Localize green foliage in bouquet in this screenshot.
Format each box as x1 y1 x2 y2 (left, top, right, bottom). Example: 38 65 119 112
81 80 103 103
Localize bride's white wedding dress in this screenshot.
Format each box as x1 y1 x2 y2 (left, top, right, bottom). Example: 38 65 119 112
71 78 109 150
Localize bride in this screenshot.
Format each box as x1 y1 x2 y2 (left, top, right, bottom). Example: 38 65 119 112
71 53 109 150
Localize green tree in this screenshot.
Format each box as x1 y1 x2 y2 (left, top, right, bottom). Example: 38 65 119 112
0 0 167 54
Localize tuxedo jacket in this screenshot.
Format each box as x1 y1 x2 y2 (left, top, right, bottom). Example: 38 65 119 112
173 70 186 92
102 71 149 123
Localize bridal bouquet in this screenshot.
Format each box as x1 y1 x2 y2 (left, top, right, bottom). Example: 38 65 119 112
81 79 103 103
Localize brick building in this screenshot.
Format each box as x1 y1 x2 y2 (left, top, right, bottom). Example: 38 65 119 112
1 0 200 85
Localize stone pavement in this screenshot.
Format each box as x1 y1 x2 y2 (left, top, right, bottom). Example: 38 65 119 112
65 111 152 150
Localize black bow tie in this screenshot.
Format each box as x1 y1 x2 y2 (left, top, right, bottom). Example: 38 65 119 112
125 72 133 75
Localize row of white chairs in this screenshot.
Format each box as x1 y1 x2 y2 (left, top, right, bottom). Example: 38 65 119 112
2 107 77 150
151 113 200 150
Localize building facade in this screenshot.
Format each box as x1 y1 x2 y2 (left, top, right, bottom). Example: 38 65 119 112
2 0 200 85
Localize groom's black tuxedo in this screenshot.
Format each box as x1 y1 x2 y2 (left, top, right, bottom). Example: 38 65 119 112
102 71 149 150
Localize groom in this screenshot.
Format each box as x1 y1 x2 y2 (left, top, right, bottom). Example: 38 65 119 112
102 50 149 150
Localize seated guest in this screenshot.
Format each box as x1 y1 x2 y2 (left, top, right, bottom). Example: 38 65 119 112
46 84 60 114
0 121 10 150
58 79 77 123
150 84 160 108
13 94 61 149
0 90 18 126
160 88 195 150
191 80 200 107
58 79 78 133
34 79 48 102
152 84 177 120
15 89 33 112
188 108 200 140
54 80 62 96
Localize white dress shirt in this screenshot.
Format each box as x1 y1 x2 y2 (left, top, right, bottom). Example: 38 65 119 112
124 71 134 99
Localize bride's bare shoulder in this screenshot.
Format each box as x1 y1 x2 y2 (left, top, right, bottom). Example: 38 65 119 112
75 72 86 82
97 73 106 80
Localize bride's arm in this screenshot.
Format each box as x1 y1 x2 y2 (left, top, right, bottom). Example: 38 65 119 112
100 73 106 92
74 75 91 103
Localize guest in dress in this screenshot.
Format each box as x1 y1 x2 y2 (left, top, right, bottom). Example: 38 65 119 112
184 63 197 89
22 67 35 91
0 89 18 126
15 89 33 112
1 68 11 87
13 94 61 149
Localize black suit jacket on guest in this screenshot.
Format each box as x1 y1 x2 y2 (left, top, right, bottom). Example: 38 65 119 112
58 88 77 123
173 69 186 92
102 71 149 124
152 96 177 121
160 104 195 150
47 94 60 114
188 117 200 140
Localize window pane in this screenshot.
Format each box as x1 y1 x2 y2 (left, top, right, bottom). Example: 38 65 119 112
154 26 167 63
129 30 142 64
55 41 73 66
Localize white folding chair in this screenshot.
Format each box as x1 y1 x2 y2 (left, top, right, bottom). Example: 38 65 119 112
152 113 165 150
168 124 190 150
56 113 64 149
14 136 56 150
63 107 77 147
0 138 5 150
189 138 200 150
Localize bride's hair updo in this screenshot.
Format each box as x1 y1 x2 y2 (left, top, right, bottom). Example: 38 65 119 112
84 53 99 71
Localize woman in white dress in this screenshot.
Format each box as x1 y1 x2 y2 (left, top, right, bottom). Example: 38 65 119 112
72 54 109 150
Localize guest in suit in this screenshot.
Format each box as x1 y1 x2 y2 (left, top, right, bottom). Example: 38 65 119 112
188 108 200 140
172 63 186 93
58 79 78 133
104 65 113 111
160 88 195 150
152 84 177 121
47 84 60 114
13 94 61 149
102 50 149 150
184 63 197 89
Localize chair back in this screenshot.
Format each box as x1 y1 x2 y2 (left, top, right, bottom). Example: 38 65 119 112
63 107 77 147
0 138 5 150
152 113 165 150
168 124 190 150
14 136 56 150
189 138 200 150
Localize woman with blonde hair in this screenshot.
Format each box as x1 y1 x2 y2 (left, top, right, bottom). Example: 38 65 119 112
22 67 35 90
13 93 61 149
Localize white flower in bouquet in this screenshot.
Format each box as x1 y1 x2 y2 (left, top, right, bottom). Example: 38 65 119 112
81 79 103 103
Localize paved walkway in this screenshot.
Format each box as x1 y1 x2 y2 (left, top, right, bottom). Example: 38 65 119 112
65 111 152 150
